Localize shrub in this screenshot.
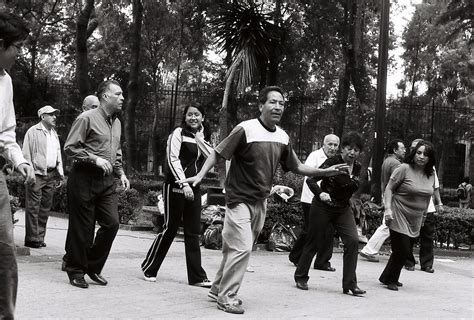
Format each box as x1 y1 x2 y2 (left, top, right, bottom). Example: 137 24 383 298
434 206 474 249
259 194 473 250
259 195 303 243
128 175 163 194
51 177 68 213
6 173 26 207
10 195 20 224
145 190 160 206
117 188 143 224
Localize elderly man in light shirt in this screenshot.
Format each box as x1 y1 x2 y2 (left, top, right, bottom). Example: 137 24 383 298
289 134 340 271
22 105 64 249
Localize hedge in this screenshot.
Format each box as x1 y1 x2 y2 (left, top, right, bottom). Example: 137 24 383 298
263 195 474 249
6 170 473 249
6 173 163 225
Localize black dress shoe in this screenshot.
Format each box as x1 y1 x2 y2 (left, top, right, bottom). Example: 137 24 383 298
343 286 366 296
421 267 434 273
404 265 415 271
40 242 47 247
69 276 89 289
24 241 42 248
385 283 399 291
87 273 108 285
314 265 336 272
295 280 308 290
380 280 403 287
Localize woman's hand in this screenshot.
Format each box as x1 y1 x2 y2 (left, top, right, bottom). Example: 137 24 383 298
384 208 393 226
182 184 194 201
319 192 332 203
177 174 202 188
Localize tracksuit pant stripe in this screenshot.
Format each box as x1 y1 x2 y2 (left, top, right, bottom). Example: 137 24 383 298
141 184 170 271
141 183 207 284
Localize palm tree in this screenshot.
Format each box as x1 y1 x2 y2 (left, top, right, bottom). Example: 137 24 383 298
211 1 280 140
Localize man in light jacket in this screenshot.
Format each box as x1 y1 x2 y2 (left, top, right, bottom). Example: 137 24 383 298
22 105 64 248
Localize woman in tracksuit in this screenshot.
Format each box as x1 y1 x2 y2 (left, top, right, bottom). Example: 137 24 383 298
141 103 213 287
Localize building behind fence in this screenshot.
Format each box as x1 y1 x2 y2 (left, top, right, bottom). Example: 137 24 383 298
15 80 473 190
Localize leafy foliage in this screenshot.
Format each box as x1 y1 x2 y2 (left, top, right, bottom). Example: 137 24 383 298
117 188 142 224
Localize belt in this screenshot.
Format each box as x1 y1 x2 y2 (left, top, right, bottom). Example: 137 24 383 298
47 167 57 172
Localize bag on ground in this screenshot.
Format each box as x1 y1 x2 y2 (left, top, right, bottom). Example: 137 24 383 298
267 222 297 252
203 222 223 250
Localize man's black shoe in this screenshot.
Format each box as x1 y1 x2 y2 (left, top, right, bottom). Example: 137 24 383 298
24 241 42 248
295 280 308 290
421 267 435 273
69 276 89 289
314 265 336 272
87 273 108 285
40 242 47 247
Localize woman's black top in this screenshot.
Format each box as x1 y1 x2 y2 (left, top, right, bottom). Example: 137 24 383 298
306 154 361 208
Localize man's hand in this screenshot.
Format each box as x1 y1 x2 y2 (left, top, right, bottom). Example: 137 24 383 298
56 175 64 188
325 163 350 176
384 208 393 226
182 184 194 201
95 157 113 175
120 175 130 191
177 174 203 188
434 204 443 216
17 163 35 185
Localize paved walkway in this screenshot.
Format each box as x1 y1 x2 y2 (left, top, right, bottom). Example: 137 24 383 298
12 210 473 319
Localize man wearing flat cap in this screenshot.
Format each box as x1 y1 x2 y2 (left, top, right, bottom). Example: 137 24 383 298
22 105 64 248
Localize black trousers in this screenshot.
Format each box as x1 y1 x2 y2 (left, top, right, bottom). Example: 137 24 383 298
405 212 435 269
64 164 119 276
289 202 334 268
294 200 359 289
141 183 207 284
379 229 414 284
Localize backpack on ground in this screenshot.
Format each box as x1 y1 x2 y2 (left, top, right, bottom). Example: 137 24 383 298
267 222 297 252
203 222 223 250
457 185 467 200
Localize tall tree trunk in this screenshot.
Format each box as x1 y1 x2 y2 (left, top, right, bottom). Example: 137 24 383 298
334 61 351 138
124 0 143 173
216 66 237 187
348 0 376 197
75 0 95 97
267 0 282 85
334 1 351 138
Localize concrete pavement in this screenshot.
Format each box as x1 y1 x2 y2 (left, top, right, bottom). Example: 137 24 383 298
12 210 473 319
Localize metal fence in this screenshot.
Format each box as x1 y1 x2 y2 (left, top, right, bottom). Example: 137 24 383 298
14 81 473 188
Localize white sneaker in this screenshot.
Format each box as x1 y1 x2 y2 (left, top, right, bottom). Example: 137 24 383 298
192 279 212 288
208 291 243 305
143 273 156 282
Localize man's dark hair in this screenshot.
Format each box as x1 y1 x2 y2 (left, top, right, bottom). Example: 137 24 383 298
404 140 436 177
386 139 404 155
0 11 29 48
96 80 121 101
462 177 470 184
341 131 363 150
258 86 284 105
